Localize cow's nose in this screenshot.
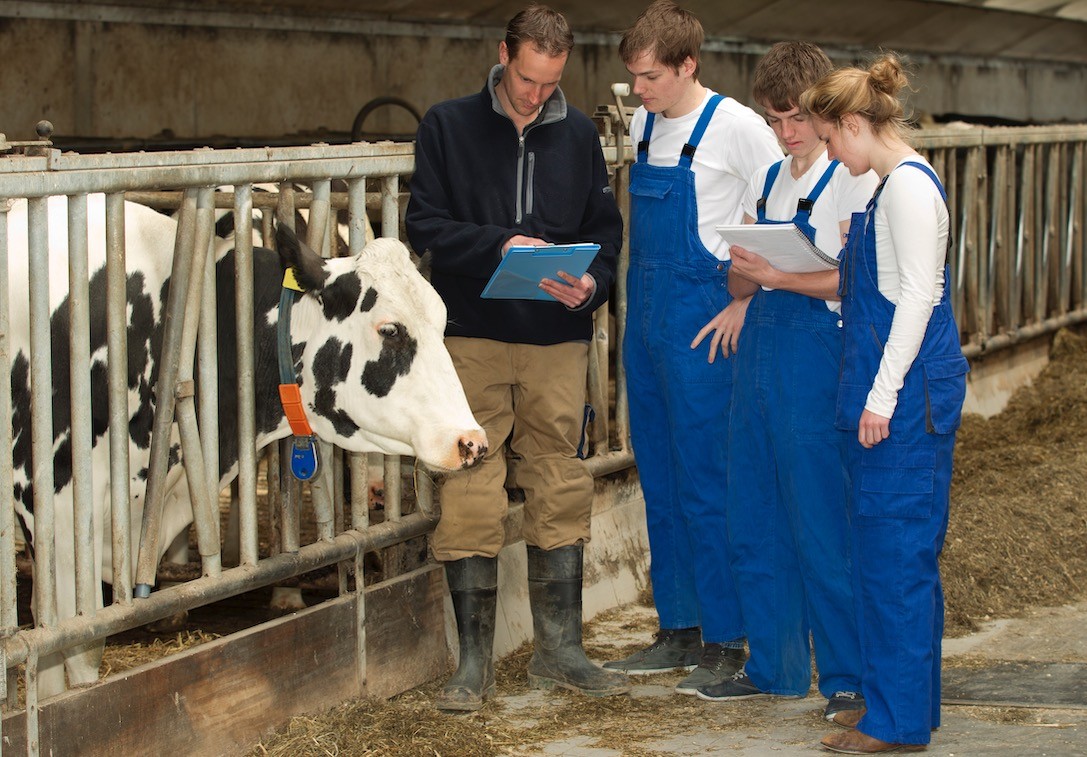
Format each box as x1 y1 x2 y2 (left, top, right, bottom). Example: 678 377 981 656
457 432 488 469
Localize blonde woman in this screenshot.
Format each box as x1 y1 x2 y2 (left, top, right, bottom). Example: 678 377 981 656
801 54 969 754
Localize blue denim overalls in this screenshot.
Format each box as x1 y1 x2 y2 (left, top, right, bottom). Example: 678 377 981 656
838 161 969 745
725 159 862 696
623 94 743 643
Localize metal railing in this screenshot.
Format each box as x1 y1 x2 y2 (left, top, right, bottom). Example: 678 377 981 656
913 125 1087 357
0 141 438 728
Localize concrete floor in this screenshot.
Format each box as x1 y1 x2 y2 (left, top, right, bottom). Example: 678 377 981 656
503 603 1087 756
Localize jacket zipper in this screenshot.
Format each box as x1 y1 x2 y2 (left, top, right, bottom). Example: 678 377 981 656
526 151 535 217
515 135 525 224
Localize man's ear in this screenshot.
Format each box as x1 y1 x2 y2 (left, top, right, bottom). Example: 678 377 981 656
681 55 697 78
498 40 510 66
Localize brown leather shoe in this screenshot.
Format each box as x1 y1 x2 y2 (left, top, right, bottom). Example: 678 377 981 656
832 707 866 729
821 729 926 754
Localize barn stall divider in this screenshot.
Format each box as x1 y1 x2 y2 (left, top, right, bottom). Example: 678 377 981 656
0 113 1085 754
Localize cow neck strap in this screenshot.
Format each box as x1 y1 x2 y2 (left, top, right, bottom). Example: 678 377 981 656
277 266 320 481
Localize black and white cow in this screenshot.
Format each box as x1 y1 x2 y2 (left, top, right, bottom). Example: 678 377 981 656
6 193 487 697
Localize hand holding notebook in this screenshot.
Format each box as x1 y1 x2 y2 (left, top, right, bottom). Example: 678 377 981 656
715 224 839 273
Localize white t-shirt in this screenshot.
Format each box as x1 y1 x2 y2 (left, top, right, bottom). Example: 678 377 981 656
866 156 951 419
741 152 879 311
629 90 782 258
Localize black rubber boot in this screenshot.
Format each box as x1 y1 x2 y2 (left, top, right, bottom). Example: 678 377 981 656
436 556 498 712
526 544 631 697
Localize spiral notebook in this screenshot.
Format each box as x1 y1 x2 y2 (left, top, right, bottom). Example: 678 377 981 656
715 224 839 273
481 243 600 301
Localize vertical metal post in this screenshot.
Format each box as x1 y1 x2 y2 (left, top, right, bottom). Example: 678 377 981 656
613 156 632 451
0 201 17 639
234 184 260 567
27 197 58 631
105 193 133 604
184 187 221 578
68 194 97 621
308 181 336 543
197 187 221 552
134 189 197 596
26 648 40 757
277 184 301 554
380 175 403 521
342 168 370 698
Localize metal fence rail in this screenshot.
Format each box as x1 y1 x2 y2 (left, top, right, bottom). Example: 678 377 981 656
0 142 437 732
910 124 1087 357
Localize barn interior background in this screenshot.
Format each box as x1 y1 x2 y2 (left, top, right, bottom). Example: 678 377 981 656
2 0 1087 150
1 1 1087 755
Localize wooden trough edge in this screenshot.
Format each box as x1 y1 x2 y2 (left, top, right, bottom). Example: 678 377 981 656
1 564 447 756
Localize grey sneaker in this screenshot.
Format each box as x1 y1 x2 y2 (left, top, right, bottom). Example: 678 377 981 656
602 627 702 674
674 643 746 695
695 669 772 702
825 690 866 725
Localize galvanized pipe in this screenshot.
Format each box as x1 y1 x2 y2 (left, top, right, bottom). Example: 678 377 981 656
66 193 97 621
380 175 404 521
134 189 198 596
1 513 437 667
0 147 416 199
177 188 221 577
197 187 222 563
276 186 302 555
27 197 58 631
105 194 133 604
0 202 17 635
233 184 260 567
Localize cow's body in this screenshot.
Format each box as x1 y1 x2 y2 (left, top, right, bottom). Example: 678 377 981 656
6 194 486 697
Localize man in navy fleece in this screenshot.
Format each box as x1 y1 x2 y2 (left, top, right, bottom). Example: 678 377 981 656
405 4 626 713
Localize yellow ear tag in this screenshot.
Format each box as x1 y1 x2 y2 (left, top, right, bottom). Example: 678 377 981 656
282 266 305 293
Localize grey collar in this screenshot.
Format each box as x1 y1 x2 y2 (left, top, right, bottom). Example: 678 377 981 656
487 64 568 129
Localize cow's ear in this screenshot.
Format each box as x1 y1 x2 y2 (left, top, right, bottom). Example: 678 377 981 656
275 224 329 291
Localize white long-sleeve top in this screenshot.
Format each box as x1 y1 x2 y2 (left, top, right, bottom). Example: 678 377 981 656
865 156 951 419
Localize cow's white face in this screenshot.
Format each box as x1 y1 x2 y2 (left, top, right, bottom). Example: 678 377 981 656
278 231 487 472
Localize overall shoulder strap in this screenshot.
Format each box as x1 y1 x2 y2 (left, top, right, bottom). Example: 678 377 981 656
755 160 784 221
637 112 656 163
900 160 947 201
679 94 725 169
798 159 840 213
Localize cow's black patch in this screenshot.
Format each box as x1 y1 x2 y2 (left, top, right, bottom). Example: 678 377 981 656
361 323 417 398
320 271 362 323
10 352 32 509
311 337 360 437
358 286 378 313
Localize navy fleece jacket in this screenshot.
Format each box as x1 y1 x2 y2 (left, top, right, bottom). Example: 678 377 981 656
405 66 622 346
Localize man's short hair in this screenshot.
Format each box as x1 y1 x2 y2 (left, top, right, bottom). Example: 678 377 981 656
619 0 704 79
752 41 833 113
505 4 574 59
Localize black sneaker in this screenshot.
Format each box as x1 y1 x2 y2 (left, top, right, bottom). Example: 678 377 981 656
825 690 866 723
602 627 703 674
695 670 772 702
674 643 746 695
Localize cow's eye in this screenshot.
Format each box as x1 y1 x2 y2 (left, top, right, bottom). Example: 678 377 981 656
378 323 400 339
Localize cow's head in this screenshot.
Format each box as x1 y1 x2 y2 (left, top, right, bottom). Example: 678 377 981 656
274 226 487 472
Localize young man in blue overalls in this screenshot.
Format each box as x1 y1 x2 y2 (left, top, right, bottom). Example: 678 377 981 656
603 0 781 696
690 43 876 728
